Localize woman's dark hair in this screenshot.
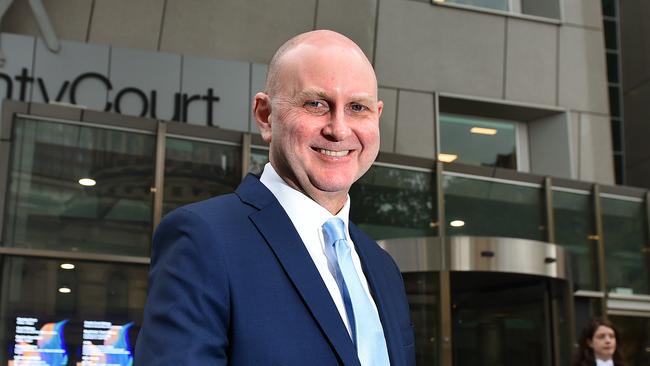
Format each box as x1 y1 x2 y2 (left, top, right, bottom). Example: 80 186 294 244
572 318 626 366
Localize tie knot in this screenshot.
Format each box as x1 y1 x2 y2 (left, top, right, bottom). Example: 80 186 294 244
322 217 347 246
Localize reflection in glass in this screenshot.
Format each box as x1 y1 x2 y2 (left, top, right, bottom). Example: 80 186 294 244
609 315 650 366
573 296 603 347
350 165 434 240
553 190 597 291
601 197 649 295
451 272 566 366
403 272 439 366
249 148 269 175
444 175 545 240
5 118 155 256
163 137 241 215
440 0 508 11
440 114 518 169
0 257 147 365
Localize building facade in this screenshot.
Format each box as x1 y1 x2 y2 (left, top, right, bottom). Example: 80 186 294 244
0 0 648 365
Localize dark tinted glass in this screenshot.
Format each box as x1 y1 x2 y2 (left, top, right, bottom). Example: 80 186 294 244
4 118 155 256
443 175 545 240
403 272 439 366
1 257 147 365
440 114 518 170
553 190 597 291
609 86 620 117
350 165 434 240
606 52 619 83
604 20 617 50
601 196 649 295
451 272 565 366
610 119 622 152
163 137 241 215
601 0 616 17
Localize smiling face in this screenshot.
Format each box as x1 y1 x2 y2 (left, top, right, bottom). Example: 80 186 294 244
588 325 617 361
254 31 382 213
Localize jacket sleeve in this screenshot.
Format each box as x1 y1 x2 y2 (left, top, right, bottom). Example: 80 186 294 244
134 208 230 365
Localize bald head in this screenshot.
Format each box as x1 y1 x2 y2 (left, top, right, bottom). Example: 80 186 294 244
264 30 376 96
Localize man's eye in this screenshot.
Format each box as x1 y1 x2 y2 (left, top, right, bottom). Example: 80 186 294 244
349 103 367 112
305 100 327 109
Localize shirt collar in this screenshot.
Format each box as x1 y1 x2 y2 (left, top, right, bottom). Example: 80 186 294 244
596 359 614 366
259 163 351 233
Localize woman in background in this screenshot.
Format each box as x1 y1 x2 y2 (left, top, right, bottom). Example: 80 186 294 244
573 318 626 366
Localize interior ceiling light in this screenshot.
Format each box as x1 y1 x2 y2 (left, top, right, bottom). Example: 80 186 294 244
433 0 445 3
470 127 498 135
450 220 465 227
438 153 458 163
78 178 96 187
58 287 71 294
60 263 75 270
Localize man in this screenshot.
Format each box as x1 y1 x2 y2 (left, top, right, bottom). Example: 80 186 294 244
135 30 415 366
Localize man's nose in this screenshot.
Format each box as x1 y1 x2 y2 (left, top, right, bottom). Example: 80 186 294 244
324 108 352 140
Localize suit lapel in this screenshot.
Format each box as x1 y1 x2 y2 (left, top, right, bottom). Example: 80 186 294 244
236 175 360 366
350 223 403 366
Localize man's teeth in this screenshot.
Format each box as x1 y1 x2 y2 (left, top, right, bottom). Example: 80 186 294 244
318 149 349 157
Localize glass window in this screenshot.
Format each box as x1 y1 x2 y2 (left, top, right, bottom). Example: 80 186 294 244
4 117 155 257
163 137 241 215
553 190 598 291
444 174 545 240
601 196 649 295
1 256 147 365
439 114 518 170
604 20 617 50
249 147 269 175
609 86 620 117
609 315 650 366
349 165 435 240
606 52 619 83
438 0 508 11
602 0 616 17
451 272 557 366
403 272 439 366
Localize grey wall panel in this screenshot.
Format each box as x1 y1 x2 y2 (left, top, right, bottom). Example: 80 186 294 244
109 47 180 121
182 56 249 131
505 19 557 106
558 26 609 114
1 0 92 42
375 0 505 98
562 0 602 29
578 112 614 184
159 0 316 64
88 0 164 50
32 39 110 111
395 90 435 159
0 33 35 111
626 159 650 189
249 63 268 133
528 113 571 178
378 87 397 153
315 0 377 61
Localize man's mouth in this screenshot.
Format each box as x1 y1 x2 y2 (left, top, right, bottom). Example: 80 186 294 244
316 148 350 157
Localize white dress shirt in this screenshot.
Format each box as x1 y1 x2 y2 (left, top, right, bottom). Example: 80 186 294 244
596 359 614 366
259 163 379 335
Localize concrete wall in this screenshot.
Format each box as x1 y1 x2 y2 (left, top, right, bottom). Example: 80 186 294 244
0 0 613 184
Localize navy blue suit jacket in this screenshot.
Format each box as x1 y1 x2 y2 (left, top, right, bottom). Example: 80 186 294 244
135 174 415 365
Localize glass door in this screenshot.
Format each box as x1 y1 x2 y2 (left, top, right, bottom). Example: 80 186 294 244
451 272 570 366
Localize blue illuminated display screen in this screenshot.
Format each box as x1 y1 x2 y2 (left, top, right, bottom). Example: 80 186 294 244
8 316 137 366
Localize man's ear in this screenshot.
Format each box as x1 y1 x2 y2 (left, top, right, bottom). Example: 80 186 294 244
253 92 273 143
377 100 383 119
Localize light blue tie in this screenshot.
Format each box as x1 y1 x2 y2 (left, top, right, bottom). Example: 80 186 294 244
322 218 390 366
